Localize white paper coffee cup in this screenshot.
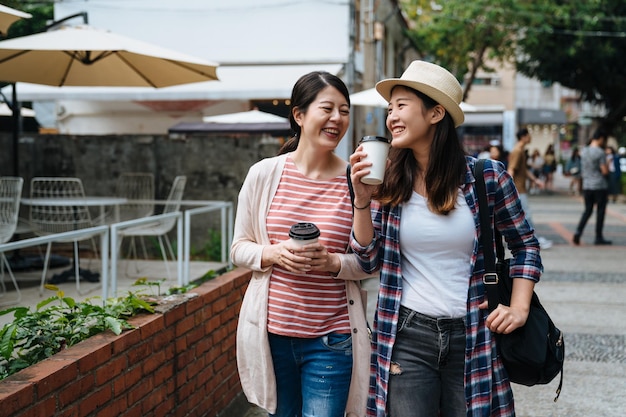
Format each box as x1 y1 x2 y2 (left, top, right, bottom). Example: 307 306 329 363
359 136 391 185
289 222 320 246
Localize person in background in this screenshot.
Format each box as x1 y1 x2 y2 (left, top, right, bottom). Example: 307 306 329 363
489 142 507 169
527 148 545 195
606 146 622 203
349 60 542 417
573 128 611 245
231 71 371 417
565 147 582 195
543 144 557 193
508 128 553 249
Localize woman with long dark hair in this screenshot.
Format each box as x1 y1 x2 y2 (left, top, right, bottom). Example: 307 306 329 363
232 71 371 417
349 60 543 416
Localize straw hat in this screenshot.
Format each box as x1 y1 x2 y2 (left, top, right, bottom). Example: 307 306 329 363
376 60 465 127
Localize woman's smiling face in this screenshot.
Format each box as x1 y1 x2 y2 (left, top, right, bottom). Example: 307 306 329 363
385 86 440 150
294 85 350 150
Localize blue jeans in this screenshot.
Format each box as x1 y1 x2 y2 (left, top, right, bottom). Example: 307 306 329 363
268 332 353 417
388 306 466 417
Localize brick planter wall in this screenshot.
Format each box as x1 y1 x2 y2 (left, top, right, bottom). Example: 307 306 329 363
0 268 253 417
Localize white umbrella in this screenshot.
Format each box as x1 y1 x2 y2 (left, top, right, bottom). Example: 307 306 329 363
0 4 31 36
349 88 388 107
0 25 219 87
171 110 290 135
202 109 288 124
350 87 478 112
0 102 34 117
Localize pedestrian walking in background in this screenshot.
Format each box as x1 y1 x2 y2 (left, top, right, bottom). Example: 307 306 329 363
565 147 582 195
231 71 371 417
508 128 553 249
349 60 543 417
606 146 622 203
573 128 612 245
527 148 545 195
543 144 557 193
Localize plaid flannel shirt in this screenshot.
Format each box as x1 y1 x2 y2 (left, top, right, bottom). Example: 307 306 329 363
351 157 543 417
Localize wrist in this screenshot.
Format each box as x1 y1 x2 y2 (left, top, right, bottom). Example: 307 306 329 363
353 200 371 210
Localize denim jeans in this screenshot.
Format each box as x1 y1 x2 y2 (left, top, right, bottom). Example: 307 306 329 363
388 306 466 417
268 332 353 417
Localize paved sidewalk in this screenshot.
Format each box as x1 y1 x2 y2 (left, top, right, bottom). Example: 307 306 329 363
244 173 626 417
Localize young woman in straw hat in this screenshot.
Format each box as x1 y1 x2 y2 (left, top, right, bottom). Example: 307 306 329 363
349 60 543 416
231 71 371 417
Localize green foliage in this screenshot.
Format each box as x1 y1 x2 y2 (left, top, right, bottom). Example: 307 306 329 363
0 285 155 381
1 1 54 40
515 0 626 131
191 229 223 261
401 0 525 100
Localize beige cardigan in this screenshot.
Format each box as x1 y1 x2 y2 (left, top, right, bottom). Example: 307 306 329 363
231 154 371 416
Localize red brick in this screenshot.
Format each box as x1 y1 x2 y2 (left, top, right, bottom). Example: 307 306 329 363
174 314 195 337
141 348 165 375
58 375 95 408
162 303 186 327
95 354 127 386
0 381 35 416
111 327 141 355
138 313 165 339
126 374 153 405
78 386 112 416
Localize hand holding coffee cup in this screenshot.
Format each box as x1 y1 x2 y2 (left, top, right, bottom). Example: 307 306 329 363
358 136 391 185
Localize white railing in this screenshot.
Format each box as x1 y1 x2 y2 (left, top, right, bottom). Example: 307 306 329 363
182 201 233 285
0 225 110 299
109 211 183 299
108 199 233 297
5 200 233 300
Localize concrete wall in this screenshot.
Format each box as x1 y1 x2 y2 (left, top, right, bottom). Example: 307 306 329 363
1 132 282 253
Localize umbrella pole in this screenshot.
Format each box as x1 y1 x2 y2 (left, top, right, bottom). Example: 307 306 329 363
11 83 18 176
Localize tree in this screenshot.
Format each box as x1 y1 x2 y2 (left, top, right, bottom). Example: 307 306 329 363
401 0 526 101
1 1 53 39
515 0 626 133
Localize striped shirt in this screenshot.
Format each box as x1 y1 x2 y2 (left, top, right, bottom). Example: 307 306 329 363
266 158 352 337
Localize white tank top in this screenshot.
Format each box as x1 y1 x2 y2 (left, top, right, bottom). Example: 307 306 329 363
399 190 475 318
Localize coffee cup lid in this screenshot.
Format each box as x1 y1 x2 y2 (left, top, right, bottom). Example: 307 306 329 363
359 135 390 144
289 222 320 240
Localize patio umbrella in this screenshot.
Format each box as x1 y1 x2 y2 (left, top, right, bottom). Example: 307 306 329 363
0 24 219 175
0 4 31 36
0 25 219 87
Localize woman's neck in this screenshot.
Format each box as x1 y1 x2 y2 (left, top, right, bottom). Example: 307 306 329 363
290 146 341 180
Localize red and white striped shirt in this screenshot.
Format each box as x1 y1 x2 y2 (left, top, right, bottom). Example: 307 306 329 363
266 158 352 337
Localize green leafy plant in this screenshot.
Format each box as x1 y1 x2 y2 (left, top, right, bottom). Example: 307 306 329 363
191 229 223 261
0 285 155 381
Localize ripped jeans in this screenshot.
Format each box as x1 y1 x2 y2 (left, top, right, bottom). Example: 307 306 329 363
268 332 353 417
388 306 466 417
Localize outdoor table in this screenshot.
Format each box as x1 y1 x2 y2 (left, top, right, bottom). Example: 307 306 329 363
20 196 128 283
21 196 128 224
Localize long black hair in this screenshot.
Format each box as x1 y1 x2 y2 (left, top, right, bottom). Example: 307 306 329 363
277 71 350 155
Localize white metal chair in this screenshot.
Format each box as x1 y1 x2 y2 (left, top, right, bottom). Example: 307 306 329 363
29 177 100 295
0 176 24 305
116 172 155 222
96 172 155 225
117 175 186 280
